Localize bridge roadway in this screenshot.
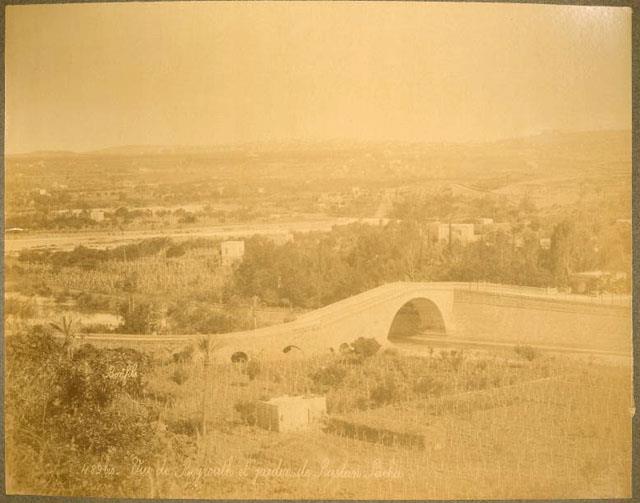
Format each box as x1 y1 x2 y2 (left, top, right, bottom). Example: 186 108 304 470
81 282 632 360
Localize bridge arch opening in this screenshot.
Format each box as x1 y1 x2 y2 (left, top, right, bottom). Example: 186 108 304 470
387 297 446 342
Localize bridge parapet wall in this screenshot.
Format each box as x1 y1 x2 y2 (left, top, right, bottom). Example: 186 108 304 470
451 288 631 353
453 289 630 316
203 282 632 360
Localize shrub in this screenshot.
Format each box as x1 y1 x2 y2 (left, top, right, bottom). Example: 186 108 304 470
35 283 53 297
167 416 200 435
351 337 381 359
234 399 257 425
231 351 249 364
177 213 197 224
382 347 400 358
66 344 150 401
4 297 37 319
413 375 445 397
514 344 538 361
171 364 191 385
54 289 71 303
79 323 115 334
474 358 489 371
441 349 465 371
370 378 399 406
463 371 489 391
167 303 240 334
166 244 186 258
6 325 63 398
118 301 153 334
76 292 111 311
338 343 351 354
172 344 195 364
311 363 348 389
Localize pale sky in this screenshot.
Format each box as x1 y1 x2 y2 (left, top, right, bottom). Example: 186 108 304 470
5 2 632 154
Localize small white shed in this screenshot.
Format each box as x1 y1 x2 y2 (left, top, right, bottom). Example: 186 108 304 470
256 395 326 433
220 240 245 266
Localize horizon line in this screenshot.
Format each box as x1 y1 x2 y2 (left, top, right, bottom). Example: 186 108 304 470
5 127 631 157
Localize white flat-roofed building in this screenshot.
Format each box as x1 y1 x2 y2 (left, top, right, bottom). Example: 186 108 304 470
539 237 551 250
256 395 326 432
221 240 245 266
427 222 477 244
90 209 105 222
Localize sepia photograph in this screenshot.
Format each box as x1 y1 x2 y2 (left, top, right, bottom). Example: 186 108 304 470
3 1 633 499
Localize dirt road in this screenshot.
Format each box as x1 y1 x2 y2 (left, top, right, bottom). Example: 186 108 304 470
4 217 386 253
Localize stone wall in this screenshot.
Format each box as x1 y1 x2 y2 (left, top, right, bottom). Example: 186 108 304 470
451 290 631 353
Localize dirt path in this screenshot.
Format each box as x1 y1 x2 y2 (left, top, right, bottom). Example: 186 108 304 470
4 218 367 253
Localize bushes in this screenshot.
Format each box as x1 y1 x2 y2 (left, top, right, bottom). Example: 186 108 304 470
309 345 545 413
234 400 257 425
118 301 155 334
463 371 489 391
351 337 381 359
66 344 150 403
382 347 400 358
168 303 241 334
79 323 116 334
171 365 191 385
311 363 348 389
440 349 465 371
4 297 37 318
311 348 445 411
370 379 399 406
172 344 195 364
335 337 382 365
75 292 111 311
514 345 538 361
413 375 445 397
6 326 64 419
5 327 158 495
165 243 186 258
18 238 174 268
167 416 200 435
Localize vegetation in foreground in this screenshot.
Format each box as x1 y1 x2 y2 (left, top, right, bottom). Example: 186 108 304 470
5 326 631 499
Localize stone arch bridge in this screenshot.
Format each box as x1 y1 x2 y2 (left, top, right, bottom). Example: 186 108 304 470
211 282 631 360
82 282 631 359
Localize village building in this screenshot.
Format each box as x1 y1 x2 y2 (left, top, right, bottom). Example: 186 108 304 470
90 209 105 222
221 240 245 266
256 395 327 432
427 222 477 244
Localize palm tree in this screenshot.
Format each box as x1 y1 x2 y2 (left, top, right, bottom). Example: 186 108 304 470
197 335 222 436
49 315 79 357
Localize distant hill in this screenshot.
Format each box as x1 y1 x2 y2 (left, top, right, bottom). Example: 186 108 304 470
7 150 81 159
8 129 630 160
6 130 630 186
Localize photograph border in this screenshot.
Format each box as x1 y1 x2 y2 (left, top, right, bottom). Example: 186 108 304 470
0 0 636 501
